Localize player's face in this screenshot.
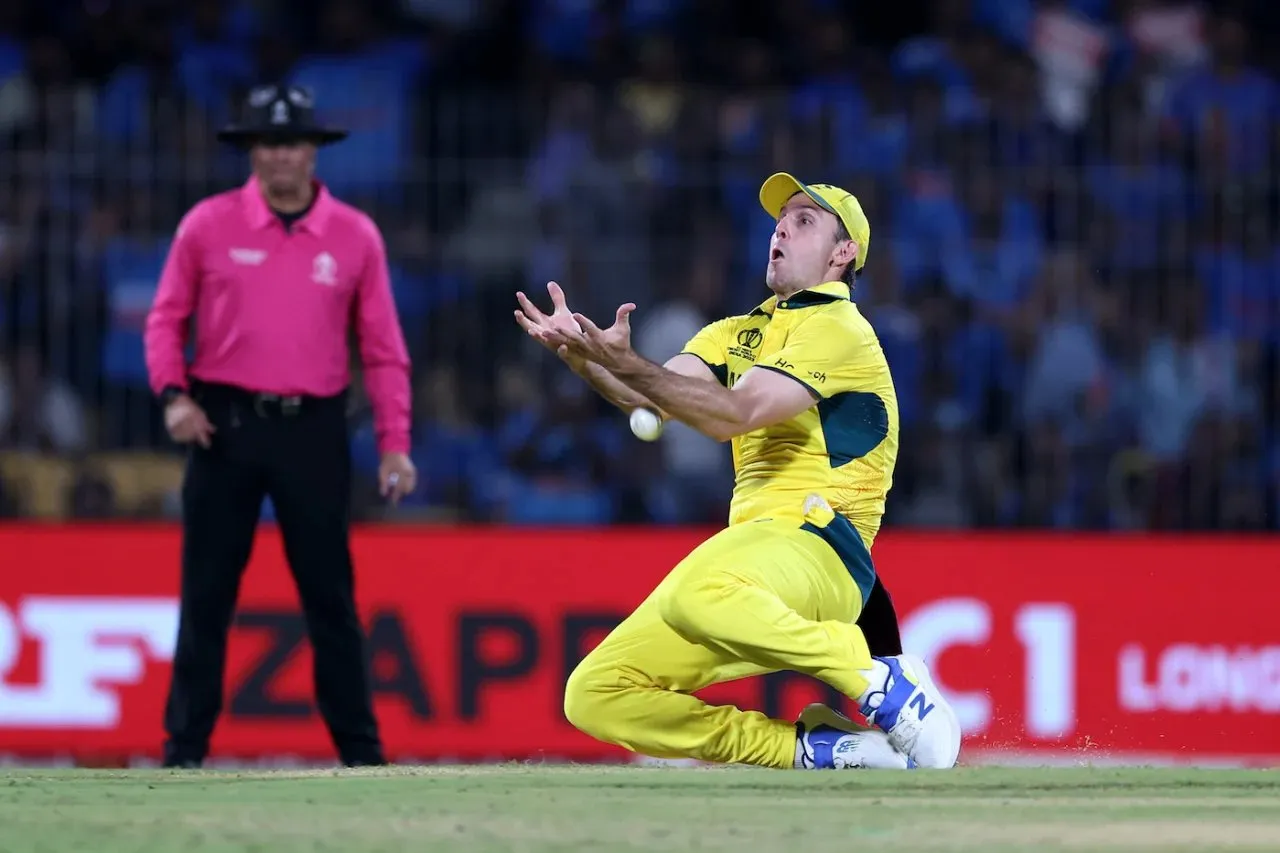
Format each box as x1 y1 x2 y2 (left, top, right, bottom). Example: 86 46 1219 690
250 140 317 198
765 196 850 295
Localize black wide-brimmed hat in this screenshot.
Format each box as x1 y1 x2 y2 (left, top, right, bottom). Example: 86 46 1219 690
217 84 348 148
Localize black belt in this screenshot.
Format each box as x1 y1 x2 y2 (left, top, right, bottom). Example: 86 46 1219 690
250 393 304 417
191 381 343 419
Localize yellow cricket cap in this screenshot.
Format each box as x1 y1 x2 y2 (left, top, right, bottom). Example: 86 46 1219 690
758 172 870 272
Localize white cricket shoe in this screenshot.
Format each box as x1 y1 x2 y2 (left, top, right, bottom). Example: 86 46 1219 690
860 654 962 769
795 703 912 769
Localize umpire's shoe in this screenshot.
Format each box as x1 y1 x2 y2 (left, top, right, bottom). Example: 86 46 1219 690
162 758 202 769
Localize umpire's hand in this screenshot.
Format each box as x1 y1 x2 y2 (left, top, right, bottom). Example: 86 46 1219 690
379 452 418 506
165 394 216 448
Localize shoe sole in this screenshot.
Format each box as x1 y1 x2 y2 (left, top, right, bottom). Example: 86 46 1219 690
899 653 963 768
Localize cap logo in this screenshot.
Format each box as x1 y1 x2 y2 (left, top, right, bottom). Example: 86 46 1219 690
249 85 278 107
220 83 345 148
810 183 849 201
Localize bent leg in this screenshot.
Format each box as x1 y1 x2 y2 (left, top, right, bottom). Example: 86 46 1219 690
564 590 795 769
657 520 876 699
564 519 876 769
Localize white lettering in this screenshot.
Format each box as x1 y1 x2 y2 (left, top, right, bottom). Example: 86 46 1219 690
901 599 992 734
0 597 179 728
1162 644 1201 712
1118 644 1280 714
1015 604 1076 738
1118 644 1157 712
229 248 267 266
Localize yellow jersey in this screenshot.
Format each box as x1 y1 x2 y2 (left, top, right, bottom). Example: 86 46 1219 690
680 281 900 548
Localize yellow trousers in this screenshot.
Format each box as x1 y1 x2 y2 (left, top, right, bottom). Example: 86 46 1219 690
563 513 875 769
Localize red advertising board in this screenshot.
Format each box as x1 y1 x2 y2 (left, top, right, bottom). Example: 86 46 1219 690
0 525 1278 766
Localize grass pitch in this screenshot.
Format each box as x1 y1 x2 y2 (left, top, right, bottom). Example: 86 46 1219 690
1 765 1278 853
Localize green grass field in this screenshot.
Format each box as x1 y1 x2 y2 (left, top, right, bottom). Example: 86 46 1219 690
2 765 1278 853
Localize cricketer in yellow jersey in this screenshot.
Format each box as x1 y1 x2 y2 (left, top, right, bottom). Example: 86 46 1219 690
514 172 962 771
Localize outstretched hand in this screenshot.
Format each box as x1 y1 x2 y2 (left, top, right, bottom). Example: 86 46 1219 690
515 281 586 365
563 303 638 372
514 281 639 372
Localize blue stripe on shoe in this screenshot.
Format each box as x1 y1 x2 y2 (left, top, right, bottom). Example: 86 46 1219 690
807 727 841 769
866 656 914 732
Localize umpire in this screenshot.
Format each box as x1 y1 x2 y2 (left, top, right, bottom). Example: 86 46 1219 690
144 84 417 768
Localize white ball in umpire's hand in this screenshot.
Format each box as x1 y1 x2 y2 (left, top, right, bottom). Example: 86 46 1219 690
629 408 663 442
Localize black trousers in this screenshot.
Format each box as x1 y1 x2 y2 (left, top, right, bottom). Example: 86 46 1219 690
857 576 904 658
162 381 383 766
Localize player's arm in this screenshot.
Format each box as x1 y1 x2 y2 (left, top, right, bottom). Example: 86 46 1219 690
609 355 816 442
566 354 714 418
563 307 824 442
613 317 738 423
608 313 859 442
561 309 729 417
517 283 729 418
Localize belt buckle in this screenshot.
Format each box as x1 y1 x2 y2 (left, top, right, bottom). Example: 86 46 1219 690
253 393 303 417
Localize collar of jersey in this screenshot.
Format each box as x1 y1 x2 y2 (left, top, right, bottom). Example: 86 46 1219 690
750 281 850 316
242 175 334 235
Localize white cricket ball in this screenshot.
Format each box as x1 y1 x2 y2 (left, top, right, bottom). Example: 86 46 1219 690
629 407 664 442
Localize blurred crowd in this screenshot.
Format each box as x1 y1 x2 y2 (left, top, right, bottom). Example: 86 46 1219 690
1 0 1278 529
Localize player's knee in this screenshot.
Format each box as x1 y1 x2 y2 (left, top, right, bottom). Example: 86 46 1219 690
562 657 619 743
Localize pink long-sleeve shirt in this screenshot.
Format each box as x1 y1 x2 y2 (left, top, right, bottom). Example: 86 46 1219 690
144 176 412 455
